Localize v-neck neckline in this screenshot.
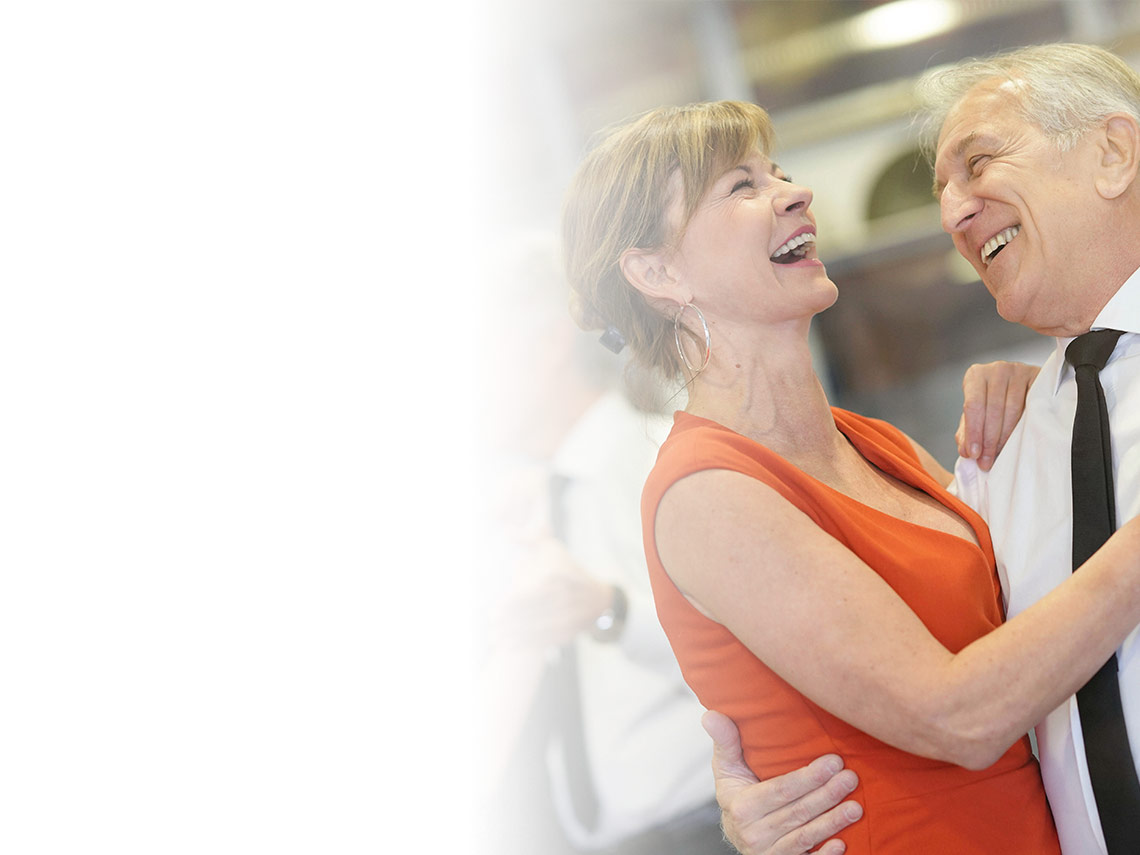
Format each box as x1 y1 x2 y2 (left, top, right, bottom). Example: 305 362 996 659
674 408 993 557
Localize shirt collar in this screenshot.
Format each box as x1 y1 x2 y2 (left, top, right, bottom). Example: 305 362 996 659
1047 264 1140 396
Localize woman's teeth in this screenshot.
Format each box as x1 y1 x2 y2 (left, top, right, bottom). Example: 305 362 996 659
982 226 1020 265
771 232 815 264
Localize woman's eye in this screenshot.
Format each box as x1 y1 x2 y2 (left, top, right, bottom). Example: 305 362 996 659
779 174 793 183
731 178 756 193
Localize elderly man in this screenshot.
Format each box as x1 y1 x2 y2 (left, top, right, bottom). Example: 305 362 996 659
706 42 1140 855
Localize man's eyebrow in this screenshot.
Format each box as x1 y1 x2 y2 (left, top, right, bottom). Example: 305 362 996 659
953 131 981 159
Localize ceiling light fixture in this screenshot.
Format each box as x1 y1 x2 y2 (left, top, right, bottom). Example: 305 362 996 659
849 0 964 50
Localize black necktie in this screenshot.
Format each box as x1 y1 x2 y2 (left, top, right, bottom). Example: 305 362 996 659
1066 329 1140 854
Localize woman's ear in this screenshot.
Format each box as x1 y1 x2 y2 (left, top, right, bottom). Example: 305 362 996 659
1095 113 1140 200
619 247 687 304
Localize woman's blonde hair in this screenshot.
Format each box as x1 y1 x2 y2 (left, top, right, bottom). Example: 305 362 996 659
561 100 775 381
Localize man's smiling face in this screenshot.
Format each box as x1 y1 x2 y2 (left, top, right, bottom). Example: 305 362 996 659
934 80 1109 336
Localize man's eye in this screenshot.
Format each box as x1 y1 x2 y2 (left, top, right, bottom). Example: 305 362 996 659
731 178 756 193
968 155 990 174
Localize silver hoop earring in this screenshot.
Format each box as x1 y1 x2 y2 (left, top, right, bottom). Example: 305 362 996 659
674 302 711 375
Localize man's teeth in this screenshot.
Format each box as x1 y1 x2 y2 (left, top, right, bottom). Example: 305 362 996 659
982 226 1020 265
771 232 815 262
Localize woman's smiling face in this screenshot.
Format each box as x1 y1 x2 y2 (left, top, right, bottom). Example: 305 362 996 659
662 150 836 325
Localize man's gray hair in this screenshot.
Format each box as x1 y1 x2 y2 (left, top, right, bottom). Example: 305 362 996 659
915 42 1140 161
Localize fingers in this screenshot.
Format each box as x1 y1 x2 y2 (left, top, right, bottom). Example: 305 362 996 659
703 710 756 782
958 365 987 461
726 766 862 855
978 371 1011 471
954 413 968 459
762 754 849 813
718 754 862 855
994 363 1039 462
959 361 1039 471
959 361 1010 465
762 792 862 855
703 713 863 855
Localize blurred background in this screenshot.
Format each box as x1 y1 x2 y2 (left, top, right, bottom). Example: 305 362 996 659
484 0 1140 465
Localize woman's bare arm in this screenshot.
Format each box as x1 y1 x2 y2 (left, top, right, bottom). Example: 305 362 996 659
656 468 1140 769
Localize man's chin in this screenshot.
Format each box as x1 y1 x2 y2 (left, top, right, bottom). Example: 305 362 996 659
993 297 1023 325
986 282 1025 325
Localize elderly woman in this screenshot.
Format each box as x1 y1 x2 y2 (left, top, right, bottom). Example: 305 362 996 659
560 100 1140 854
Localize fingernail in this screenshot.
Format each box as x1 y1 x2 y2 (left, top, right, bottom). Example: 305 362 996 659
970 443 981 458
824 756 842 775
845 802 864 820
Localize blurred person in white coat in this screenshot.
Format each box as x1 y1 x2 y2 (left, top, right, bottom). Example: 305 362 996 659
478 233 730 855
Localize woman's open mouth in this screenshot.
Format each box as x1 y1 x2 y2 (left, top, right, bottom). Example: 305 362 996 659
770 232 816 265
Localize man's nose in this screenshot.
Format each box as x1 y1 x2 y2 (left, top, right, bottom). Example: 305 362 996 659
940 181 983 234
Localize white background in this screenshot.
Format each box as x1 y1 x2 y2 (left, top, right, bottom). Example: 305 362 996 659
0 2 477 850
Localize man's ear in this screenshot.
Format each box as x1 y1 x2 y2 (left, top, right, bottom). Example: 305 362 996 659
619 247 688 304
1095 113 1140 200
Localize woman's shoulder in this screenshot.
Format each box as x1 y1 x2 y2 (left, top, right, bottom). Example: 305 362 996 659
644 411 800 513
654 411 774 477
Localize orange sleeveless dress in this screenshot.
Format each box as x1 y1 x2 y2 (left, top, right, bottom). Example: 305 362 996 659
642 408 1060 854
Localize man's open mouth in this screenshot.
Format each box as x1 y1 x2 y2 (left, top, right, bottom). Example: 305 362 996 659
770 232 815 265
982 226 1020 266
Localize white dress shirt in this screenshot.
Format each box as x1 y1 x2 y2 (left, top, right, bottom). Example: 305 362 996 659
952 266 1140 855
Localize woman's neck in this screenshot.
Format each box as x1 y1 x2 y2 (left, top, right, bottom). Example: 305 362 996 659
683 325 842 458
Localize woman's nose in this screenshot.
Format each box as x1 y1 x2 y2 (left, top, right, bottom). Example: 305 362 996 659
776 181 812 214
